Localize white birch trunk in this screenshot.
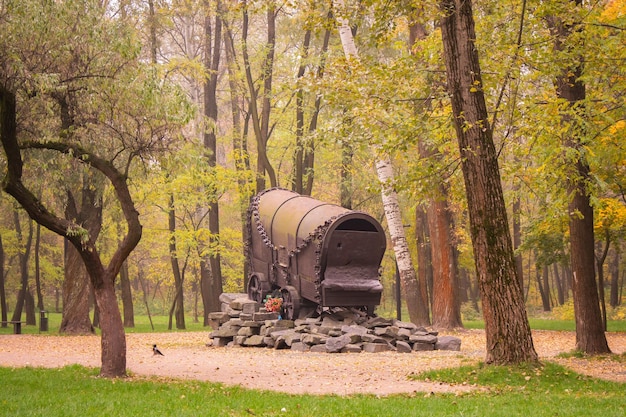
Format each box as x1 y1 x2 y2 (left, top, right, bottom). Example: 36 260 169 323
375 158 417 282
334 0 421 322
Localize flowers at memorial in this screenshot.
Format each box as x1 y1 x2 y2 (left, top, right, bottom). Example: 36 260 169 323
264 296 283 313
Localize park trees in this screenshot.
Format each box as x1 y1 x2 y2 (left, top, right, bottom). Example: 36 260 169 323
0 0 189 376
0 0 624 363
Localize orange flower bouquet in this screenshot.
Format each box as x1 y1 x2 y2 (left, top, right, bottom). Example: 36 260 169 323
264 296 283 313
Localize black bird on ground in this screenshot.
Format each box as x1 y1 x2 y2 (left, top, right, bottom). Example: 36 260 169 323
153 344 164 356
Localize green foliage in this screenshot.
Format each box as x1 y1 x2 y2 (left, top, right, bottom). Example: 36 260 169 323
460 302 481 321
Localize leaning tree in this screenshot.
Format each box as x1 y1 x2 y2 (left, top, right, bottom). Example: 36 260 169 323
439 0 538 364
0 0 189 376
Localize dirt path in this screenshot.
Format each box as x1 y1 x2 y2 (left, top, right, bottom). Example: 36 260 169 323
1 329 625 396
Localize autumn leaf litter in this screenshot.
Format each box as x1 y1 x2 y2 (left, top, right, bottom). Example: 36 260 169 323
0 329 624 396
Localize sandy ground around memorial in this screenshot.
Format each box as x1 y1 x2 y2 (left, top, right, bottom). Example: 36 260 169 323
1 329 625 396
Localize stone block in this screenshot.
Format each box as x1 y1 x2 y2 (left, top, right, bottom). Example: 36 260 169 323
394 320 418 331
435 336 461 351
208 312 230 323
326 334 352 353
341 344 363 353
396 341 412 353
301 333 327 345
219 293 248 304
241 301 260 314
366 316 393 328
361 333 387 344
341 324 369 336
409 334 437 344
263 336 275 347
237 326 259 337
412 342 435 351
284 333 302 347
210 326 240 338
230 297 256 311
362 342 391 353
253 311 279 321
396 328 412 340
211 337 231 347
290 342 310 352
310 344 329 353
234 335 247 345
243 335 266 347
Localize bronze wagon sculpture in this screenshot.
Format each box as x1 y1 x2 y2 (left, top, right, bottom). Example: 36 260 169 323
246 188 387 319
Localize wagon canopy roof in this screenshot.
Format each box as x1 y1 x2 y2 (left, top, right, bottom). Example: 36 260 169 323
255 188 383 253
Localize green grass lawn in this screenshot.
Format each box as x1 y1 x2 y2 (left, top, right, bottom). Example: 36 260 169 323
0 362 624 417
0 312 209 335
3 312 625 335
462 318 626 332
2 314 625 416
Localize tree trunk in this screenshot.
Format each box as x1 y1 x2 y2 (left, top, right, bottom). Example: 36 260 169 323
554 263 565 305
427 194 462 329
223 11 253 294
610 246 620 307
547 0 610 354
119 260 134 328
0 235 7 327
513 190 524 289
60 181 102 334
293 11 331 196
241 1 277 192
440 0 538 364
293 29 311 195
303 13 331 196
539 266 551 312
11 211 35 325
94 277 126 378
340 142 353 209
168 194 185 330
408 7 458 329
24 290 36 325
60 240 95 334
569 185 610 352
34 223 44 311
595 237 610 331
200 260 213 323
414 206 432 325
203 1 224 312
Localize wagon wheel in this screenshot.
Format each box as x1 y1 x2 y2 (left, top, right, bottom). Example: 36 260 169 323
280 286 301 320
247 274 270 304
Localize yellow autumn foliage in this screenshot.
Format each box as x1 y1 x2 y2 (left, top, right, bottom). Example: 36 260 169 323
600 0 626 21
594 198 626 236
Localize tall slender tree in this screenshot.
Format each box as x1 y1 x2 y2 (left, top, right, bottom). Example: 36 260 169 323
546 0 610 354
203 0 224 314
439 0 538 364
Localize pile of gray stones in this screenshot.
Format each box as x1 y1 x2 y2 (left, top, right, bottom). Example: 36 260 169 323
208 293 461 353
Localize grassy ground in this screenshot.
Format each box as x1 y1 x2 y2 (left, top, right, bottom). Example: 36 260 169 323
2 312 625 335
2 313 625 416
0 312 208 335
0 362 624 417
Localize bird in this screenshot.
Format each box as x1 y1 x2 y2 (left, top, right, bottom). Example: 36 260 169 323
153 344 164 356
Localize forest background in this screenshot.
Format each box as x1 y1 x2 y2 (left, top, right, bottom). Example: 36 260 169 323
1 0 625 340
